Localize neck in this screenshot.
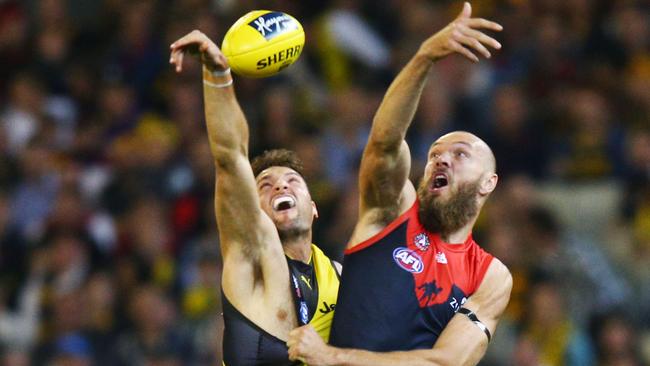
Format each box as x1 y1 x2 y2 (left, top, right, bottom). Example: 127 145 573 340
439 222 473 244
283 238 313 264
439 211 479 244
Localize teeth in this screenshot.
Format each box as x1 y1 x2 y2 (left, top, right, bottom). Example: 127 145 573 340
433 173 448 188
273 196 295 210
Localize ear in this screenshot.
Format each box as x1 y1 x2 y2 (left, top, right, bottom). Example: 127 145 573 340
311 201 319 219
479 173 498 196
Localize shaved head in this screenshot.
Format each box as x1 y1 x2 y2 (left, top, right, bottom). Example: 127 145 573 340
433 131 496 174
418 131 498 237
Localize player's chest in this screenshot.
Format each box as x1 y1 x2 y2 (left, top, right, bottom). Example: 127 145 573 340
388 233 472 310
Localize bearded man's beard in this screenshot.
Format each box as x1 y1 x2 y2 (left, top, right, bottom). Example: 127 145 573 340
417 178 481 237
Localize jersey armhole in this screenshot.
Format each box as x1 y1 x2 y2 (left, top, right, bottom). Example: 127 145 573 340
474 255 494 292
345 200 417 255
221 290 288 345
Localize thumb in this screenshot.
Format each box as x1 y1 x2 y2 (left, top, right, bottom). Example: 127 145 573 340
457 2 472 19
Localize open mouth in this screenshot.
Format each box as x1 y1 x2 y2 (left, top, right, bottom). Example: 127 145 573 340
432 173 449 189
272 196 296 211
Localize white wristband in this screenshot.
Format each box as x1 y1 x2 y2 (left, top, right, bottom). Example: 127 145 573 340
203 79 233 88
210 67 231 77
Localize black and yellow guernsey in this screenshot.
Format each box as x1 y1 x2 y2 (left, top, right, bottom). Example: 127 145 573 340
222 244 340 366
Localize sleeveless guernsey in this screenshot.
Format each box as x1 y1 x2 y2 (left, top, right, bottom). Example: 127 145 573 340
223 244 339 365
330 200 493 351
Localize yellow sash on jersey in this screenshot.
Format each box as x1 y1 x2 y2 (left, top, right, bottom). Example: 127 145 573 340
308 244 340 342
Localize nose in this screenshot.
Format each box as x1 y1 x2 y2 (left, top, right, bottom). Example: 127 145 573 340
273 179 289 191
434 152 451 168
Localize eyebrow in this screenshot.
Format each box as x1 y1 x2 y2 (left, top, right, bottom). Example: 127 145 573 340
430 140 473 153
256 171 301 183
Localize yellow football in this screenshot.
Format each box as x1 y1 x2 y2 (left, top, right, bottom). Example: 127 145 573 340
222 10 305 78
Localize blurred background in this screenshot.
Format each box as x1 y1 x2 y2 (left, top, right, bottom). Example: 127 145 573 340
0 0 649 365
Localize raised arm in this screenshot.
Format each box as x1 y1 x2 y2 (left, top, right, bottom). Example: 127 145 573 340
353 2 502 241
169 31 279 262
287 259 512 366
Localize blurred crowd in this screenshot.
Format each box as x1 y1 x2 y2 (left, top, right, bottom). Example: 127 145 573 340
0 0 649 365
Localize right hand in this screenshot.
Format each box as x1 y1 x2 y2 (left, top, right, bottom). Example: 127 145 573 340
169 30 229 73
287 325 336 366
418 2 503 63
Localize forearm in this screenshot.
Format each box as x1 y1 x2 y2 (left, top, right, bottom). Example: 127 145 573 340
356 53 430 212
202 67 249 163
322 325 488 366
328 347 445 366
356 52 430 212
369 52 432 150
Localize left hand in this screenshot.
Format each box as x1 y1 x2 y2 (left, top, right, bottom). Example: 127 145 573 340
417 2 502 63
287 325 335 366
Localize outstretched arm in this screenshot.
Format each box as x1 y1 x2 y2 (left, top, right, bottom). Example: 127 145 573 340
287 260 512 366
169 31 280 265
352 2 502 242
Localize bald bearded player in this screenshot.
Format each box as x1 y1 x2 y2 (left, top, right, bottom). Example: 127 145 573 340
287 3 512 365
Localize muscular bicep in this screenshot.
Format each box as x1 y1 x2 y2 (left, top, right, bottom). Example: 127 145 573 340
427 260 512 366
347 140 416 247
358 140 415 220
215 154 291 302
214 154 279 258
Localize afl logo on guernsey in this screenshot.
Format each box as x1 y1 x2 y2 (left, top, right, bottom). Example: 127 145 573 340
392 247 424 273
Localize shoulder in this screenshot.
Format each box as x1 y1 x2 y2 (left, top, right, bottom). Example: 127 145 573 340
456 258 511 328
347 192 418 249
488 258 511 282
476 259 512 310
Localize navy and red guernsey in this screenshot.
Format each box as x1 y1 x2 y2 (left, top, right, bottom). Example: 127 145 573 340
329 199 494 351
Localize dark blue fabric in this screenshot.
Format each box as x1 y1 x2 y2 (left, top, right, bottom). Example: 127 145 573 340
221 293 299 366
329 220 468 352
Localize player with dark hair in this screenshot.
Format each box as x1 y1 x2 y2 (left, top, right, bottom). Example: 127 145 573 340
287 3 512 365
170 31 340 366
251 149 306 179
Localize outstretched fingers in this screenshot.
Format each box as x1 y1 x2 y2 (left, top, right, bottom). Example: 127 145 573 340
454 32 491 59
450 4 503 62
449 39 479 63
466 17 503 32
451 23 502 60
416 2 503 63
459 25 502 50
